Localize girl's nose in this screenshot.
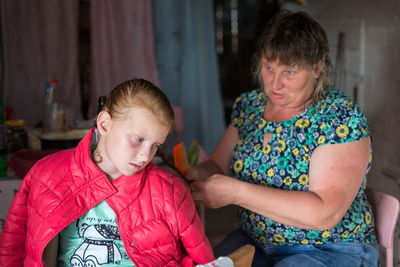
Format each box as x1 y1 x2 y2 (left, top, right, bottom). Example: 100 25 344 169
137 146 152 163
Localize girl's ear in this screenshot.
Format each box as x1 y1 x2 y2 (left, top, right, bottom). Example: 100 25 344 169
96 111 112 135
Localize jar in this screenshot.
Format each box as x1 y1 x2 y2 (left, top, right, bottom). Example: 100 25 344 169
5 120 28 154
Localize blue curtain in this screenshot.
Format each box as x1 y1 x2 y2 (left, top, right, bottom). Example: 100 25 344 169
152 0 225 155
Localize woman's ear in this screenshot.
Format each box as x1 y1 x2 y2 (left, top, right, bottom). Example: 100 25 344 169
96 111 112 135
313 61 324 78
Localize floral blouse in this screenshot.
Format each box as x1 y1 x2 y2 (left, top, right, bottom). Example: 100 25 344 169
230 88 377 248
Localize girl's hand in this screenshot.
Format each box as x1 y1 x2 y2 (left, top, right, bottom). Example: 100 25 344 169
190 174 240 209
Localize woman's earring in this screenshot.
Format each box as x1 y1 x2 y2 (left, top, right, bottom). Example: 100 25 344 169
94 150 103 163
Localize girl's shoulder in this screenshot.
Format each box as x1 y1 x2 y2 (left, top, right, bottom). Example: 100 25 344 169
145 163 189 191
30 149 73 177
144 163 192 207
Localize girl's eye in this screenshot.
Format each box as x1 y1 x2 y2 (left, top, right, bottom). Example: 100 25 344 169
153 144 162 149
134 136 144 143
151 144 162 154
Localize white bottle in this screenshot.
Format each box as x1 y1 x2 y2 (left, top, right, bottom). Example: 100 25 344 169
43 80 66 132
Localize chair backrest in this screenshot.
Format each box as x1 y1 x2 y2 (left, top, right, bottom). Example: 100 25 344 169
366 187 400 267
227 244 255 267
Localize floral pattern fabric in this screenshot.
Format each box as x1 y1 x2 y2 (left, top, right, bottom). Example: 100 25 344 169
230 88 377 248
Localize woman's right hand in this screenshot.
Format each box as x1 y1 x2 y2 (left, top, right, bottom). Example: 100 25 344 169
186 159 224 182
191 174 240 209
186 165 203 181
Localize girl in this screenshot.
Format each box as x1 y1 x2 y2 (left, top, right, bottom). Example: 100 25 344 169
0 79 214 266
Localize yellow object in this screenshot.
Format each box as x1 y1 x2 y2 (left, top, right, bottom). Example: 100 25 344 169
227 244 256 267
280 0 307 4
5 120 25 127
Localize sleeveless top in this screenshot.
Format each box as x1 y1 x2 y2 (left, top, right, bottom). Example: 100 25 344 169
230 88 377 248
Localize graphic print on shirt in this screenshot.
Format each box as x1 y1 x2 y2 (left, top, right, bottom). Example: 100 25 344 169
70 220 122 267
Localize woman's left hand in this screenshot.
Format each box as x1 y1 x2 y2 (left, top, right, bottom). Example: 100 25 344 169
190 174 240 208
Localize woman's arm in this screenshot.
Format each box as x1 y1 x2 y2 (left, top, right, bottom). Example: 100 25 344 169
192 137 370 230
186 125 239 180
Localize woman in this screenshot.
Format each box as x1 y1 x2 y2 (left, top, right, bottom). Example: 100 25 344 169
187 10 378 267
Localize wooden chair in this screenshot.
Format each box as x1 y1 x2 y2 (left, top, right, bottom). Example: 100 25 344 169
227 244 256 267
366 187 400 267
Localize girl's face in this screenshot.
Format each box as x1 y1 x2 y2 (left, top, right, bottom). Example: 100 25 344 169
96 107 169 180
261 59 321 109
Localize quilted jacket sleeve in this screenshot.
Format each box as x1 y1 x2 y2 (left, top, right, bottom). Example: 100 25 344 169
173 180 214 265
0 173 31 266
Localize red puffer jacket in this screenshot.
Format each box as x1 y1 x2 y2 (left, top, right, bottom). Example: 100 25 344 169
0 129 214 266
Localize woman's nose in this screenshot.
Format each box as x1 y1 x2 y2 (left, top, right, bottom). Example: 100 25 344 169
271 73 283 89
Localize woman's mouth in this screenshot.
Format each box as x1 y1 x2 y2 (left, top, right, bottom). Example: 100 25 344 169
271 91 284 98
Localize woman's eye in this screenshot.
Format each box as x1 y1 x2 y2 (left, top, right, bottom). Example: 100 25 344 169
264 65 272 71
285 70 296 75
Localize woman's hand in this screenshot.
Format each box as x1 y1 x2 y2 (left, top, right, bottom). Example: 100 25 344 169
190 174 240 209
186 159 224 182
186 165 205 182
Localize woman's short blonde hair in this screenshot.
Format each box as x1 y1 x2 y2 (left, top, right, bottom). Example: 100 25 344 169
253 10 332 103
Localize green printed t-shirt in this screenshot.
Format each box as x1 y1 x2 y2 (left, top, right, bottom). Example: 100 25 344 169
230 88 377 248
58 201 135 266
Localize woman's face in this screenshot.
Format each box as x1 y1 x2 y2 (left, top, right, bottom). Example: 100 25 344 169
96 107 169 180
261 59 320 109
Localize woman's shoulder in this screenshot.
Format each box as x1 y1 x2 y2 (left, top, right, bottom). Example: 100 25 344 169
234 88 265 106
308 88 370 143
231 88 265 126
313 88 366 118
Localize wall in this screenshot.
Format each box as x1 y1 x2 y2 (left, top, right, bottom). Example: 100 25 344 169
284 0 400 265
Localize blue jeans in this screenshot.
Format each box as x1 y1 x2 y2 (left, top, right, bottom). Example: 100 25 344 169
214 229 379 267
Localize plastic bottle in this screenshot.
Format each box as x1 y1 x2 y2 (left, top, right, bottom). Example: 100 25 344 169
44 80 56 132
43 80 66 132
